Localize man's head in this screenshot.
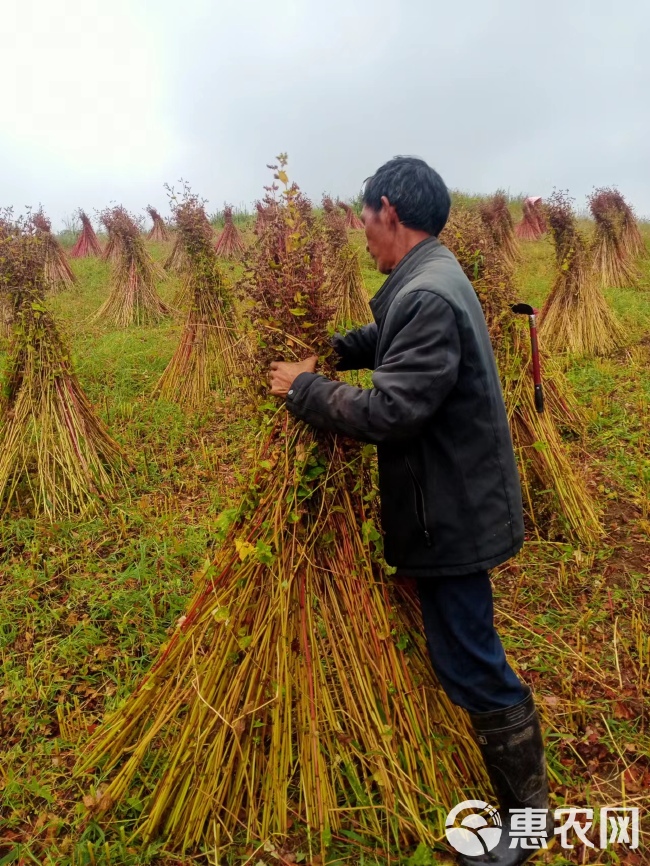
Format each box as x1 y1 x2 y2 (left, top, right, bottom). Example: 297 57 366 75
361 156 451 274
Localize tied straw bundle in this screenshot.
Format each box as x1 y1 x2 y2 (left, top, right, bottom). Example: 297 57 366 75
154 190 250 408
214 205 246 259
539 191 625 358
515 197 546 241
589 188 639 288
589 188 645 290
164 201 212 275
321 196 347 246
92 206 171 327
0 215 126 519
146 206 171 243
337 199 364 230
32 208 77 293
330 245 371 329
608 189 646 260
441 206 602 545
70 210 103 258
321 196 371 329
478 193 520 268
101 210 123 265
253 200 279 237
79 160 484 855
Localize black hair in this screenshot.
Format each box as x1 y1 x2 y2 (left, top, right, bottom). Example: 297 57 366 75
362 156 451 236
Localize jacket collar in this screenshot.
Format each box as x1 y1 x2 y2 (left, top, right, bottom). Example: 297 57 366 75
370 235 441 323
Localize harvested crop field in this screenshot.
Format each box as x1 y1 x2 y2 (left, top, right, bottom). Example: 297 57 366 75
1 194 649 866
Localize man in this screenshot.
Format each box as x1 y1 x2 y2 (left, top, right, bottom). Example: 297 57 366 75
269 157 549 866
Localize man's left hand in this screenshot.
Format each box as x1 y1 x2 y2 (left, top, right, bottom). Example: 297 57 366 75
269 355 318 397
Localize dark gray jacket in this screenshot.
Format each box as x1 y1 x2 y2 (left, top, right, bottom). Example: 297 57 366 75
286 236 524 577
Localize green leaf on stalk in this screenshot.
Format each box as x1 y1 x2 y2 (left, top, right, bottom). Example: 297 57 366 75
362 520 380 545
396 633 409 651
255 540 275 565
214 507 238 541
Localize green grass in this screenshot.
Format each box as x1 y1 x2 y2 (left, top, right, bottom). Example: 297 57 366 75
1 228 650 865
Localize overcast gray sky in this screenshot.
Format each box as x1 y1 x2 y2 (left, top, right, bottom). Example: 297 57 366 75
3 0 649 228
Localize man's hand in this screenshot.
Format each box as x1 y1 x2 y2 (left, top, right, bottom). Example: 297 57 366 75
269 355 318 398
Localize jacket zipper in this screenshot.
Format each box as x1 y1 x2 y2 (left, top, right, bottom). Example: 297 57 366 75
405 456 432 548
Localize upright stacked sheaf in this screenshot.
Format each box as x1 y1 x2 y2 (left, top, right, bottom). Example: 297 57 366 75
155 190 249 407
539 192 624 358
322 196 372 329
70 211 103 258
214 205 246 258
32 208 77 293
515 197 546 240
146 206 170 242
0 215 126 518
92 206 171 327
589 187 643 288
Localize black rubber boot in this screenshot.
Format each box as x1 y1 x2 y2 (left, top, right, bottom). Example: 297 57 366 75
457 690 552 865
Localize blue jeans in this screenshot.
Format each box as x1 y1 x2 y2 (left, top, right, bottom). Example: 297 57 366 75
417 571 527 714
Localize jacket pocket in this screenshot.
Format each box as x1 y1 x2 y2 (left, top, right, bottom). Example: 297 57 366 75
405 455 433 548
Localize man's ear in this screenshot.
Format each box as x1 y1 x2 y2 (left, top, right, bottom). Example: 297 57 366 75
380 196 399 227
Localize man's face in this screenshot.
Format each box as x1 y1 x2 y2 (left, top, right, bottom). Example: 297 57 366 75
361 202 394 274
